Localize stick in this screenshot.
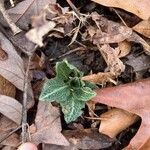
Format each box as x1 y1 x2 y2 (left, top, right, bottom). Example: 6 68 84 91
21 55 32 143
0 0 21 34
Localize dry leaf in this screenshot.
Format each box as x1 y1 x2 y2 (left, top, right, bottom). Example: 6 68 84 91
0 32 24 91
91 12 133 44
62 129 114 149
91 0 150 20
0 132 20 147
127 32 150 55
133 20 150 38
89 12 150 55
30 53 45 70
99 108 139 138
82 72 115 84
92 78 150 149
30 101 69 146
126 54 150 72
99 44 125 76
0 95 22 124
0 75 16 97
26 21 56 47
7 0 56 29
118 41 131 58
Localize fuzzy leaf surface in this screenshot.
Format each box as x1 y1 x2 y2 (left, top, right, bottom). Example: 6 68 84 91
39 78 70 102
60 97 85 123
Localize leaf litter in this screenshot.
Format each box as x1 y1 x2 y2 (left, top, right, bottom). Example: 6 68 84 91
0 0 149 149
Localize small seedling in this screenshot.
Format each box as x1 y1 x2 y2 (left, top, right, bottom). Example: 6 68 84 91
39 59 97 123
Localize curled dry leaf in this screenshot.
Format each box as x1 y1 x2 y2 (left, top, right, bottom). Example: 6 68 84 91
92 78 150 149
30 101 69 146
82 72 115 84
133 20 150 38
0 32 24 91
99 108 139 138
91 0 150 20
118 41 131 58
0 95 22 125
7 0 56 29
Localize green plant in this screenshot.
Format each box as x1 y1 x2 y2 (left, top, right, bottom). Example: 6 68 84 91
39 60 97 123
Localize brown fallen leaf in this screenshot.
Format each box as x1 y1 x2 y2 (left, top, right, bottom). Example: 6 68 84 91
43 129 113 150
7 0 56 29
82 72 115 84
30 101 69 146
99 108 139 138
118 41 131 58
91 0 150 20
133 20 150 38
99 44 125 76
0 95 22 125
0 32 24 91
126 54 150 72
92 78 150 149
0 75 16 97
91 12 133 44
88 12 150 55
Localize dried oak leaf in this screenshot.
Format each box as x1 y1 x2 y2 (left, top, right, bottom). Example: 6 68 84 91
7 0 56 29
99 108 139 138
91 0 150 20
30 101 69 146
92 78 150 149
133 20 150 38
0 32 24 91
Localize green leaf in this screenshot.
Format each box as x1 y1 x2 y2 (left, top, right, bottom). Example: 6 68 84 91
56 60 83 81
73 87 96 101
84 81 99 90
68 77 85 88
60 97 85 123
39 78 70 102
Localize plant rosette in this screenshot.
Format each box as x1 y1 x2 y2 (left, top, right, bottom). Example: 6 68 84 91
39 59 97 123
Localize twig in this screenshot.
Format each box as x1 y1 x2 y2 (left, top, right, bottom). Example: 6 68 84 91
0 0 21 34
0 126 21 144
112 8 128 27
85 116 108 121
66 0 81 19
21 54 32 143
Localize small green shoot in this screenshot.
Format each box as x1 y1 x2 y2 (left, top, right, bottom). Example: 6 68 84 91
39 60 97 123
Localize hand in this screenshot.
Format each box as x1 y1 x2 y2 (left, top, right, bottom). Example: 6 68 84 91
18 142 38 150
